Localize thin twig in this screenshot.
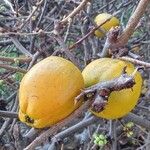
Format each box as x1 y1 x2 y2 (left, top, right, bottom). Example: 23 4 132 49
69 11 120 50
0 63 27 73
60 0 90 24
2 0 16 15
64 18 72 42
11 37 33 57
0 95 18 137
111 120 117 150
118 56 150 68
27 51 41 70
13 124 23 150
24 100 92 150
99 0 149 57
48 116 99 150
53 34 80 68
117 0 150 46
0 56 31 63
18 0 44 30
0 31 52 36
36 0 48 28
124 112 150 130
0 110 18 118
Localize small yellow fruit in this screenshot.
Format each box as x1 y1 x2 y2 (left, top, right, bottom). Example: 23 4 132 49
82 58 142 119
94 13 119 38
19 56 84 128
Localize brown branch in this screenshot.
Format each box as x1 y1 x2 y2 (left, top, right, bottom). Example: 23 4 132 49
0 118 12 137
118 56 150 68
27 51 41 70
0 63 27 73
0 31 52 36
13 124 23 150
11 37 33 57
0 95 18 137
48 116 99 150
24 128 42 142
76 71 135 101
18 0 44 30
24 71 135 149
99 26 120 57
0 110 18 118
60 0 90 25
124 112 150 130
99 0 149 58
53 34 80 69
2 0 16 15
24 100 92 150
69 10 121 51
69 15 114 50
77 70 135 112
117 0 150 46
0 56 31 63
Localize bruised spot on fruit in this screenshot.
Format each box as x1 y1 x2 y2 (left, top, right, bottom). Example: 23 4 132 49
25 115 34 124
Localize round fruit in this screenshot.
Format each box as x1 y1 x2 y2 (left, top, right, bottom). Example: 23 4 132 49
82 58 142 119
19 56 84 128
94 13 119 38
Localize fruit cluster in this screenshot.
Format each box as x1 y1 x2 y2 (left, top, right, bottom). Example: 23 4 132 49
18 13 142 129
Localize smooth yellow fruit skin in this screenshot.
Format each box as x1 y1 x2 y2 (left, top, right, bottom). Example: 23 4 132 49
82 58 142 119
19 56 84 128
94 13 119 38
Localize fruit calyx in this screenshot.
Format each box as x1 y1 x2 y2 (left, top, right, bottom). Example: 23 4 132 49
25 115 34 124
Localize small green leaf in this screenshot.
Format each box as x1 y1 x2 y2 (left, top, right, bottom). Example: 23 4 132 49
95 137 100 142
93 133 98 139
99 134 106 140
103 139 107 145
127 131 133 137
94 140 99 145
126 122 134 128
0 80 4 86
12 72 24 82
98 140 105 146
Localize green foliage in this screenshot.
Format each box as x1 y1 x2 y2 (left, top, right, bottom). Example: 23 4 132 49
126 122 134 128
66 40 75 46
0 80 4 86
0 68 6 74
132 30 143 37
0 51 18 57
126 131 134 138
123 122 135 138
12 72 24 82
0 77 17 99
0 4 6 12
0 80 8 97
93 133 107 147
